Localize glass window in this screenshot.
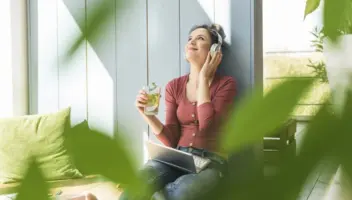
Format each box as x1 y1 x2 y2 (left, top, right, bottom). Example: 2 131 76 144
263 0 329 117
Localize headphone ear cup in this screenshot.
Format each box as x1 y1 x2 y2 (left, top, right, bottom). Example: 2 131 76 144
210 44 221 57
210 44 217 52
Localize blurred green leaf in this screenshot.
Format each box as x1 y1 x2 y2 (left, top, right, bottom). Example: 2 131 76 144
323 0 351 41
335 90 352 178
304 0 321 19
220 78 313 152
267 104 339 200
15 159 50 200
65 121 148 195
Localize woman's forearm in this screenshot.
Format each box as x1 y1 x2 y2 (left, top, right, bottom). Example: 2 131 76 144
141 114 164 135
197 77 211 105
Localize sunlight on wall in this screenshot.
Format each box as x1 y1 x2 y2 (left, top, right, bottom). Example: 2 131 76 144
86 40 115 136
214 0 231 44
0 0 13 117
57 0 115 134
58 0 87 125
35 0 59 114
196 0 214 21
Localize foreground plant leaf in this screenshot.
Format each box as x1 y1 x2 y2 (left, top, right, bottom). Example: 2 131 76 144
323 0 350 42
335 90 352 179
304 0 321 19
267 104 339 200
15 159 49 200
220 78 313 153
65 121 148 195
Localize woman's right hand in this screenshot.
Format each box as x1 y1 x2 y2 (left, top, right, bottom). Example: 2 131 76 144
135 89 148 114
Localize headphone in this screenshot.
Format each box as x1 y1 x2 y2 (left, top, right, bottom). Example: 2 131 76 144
210 30 223 54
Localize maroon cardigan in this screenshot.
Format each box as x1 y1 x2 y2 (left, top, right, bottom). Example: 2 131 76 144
156 74 236 153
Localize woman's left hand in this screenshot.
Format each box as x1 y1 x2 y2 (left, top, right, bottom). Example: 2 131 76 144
199 51 222 81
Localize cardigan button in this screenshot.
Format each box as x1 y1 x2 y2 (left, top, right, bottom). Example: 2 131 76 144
191 114 195 118
189 143 193 146
192 133 196 137
192 102 196 106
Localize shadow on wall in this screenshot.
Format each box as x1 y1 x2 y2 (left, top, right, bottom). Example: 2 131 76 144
61 0 148 165
62 0 251 102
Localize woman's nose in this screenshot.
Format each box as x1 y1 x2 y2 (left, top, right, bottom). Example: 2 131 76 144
189 39 196 45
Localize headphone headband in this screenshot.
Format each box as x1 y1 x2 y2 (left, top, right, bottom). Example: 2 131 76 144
211 29 223 46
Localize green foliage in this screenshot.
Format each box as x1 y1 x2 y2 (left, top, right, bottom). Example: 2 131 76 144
310 27 325 53
15 159 50 200
304 0 352 42
306 27 329 83
307 60 328 83
304 0 321 19
220 78 314 153
65 122 144 191
11 76 352 199
12 1 352 199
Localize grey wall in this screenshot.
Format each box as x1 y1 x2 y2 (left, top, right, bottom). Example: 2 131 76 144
28 0 262 166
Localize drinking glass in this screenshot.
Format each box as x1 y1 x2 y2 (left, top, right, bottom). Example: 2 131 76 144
143 82 161 115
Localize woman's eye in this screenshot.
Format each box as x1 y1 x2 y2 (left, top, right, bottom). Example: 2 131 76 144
188 37 192 41
198 37 205 40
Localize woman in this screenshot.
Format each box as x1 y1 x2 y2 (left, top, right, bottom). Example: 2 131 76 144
120 23 236 200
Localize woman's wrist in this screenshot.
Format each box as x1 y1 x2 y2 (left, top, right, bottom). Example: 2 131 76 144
198 76 210 84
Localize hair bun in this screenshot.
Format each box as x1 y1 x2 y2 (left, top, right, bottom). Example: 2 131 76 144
210 24 226 40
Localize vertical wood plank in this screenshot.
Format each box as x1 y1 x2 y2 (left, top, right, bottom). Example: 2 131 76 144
86 0 116 135
147 0 180 143
28 0 59 114
179 0 214 75
214 0 264 184
58 0 87 125
116 0 148 166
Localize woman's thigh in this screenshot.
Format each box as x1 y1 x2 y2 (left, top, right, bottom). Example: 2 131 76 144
162 168 223 200
140 159 185 187
119 159 184 200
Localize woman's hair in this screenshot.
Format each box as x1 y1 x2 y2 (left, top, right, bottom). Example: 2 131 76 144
188 23 226 46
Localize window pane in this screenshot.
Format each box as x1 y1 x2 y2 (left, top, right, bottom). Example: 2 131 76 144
263 0 328 117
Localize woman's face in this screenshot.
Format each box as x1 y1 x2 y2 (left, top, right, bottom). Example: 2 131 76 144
185 28 212 65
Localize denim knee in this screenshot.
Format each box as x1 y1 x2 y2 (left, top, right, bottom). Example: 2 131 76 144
119 160 184 200
162 169 222 200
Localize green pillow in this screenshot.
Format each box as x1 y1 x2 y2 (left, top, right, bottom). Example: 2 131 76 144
0 107 82 184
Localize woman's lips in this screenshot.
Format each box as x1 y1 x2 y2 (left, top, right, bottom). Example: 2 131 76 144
188 47 198 51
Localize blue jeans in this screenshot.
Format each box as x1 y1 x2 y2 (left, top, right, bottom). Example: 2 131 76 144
119 150 226 200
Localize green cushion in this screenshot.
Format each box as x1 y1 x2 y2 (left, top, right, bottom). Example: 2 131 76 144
0 107 82 184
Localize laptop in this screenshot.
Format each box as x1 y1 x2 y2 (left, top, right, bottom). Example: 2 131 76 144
146 140 211 173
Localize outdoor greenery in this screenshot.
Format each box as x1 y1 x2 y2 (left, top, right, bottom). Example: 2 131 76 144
304 0 352 40
9 0 352 199
307 27 328 83
264 53 331 116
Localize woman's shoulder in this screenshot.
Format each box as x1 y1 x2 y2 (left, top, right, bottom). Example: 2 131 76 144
216 74 236 87
165 74 188 90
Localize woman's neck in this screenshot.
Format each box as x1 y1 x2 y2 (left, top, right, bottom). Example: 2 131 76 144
188 64 214 87
188 65 201 85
